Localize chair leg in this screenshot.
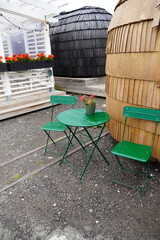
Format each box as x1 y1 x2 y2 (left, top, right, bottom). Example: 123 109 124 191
43 130 56 155
115 155 124 170
59 127 79 166
64 130 74 147
141 160 151 197
109 155 151 197
109 155 123 185
43 132 50 155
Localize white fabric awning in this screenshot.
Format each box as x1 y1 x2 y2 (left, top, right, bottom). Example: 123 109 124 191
0 0 68 32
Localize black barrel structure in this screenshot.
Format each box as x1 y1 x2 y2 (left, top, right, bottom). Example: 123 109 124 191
50 6 112 77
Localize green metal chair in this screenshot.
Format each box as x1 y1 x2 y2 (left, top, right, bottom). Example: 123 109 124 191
41 95 77 155
110 106 160 197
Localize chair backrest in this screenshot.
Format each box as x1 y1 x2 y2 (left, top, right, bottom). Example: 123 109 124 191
50 95 77 121
123 106 160 122
122 106 160 146
50 95 76 106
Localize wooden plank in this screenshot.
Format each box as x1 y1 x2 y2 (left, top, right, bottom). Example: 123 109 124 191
145 20 152 51
106 52 159 81
152 83 157 108
133 128 140 144
113 28 118 53
150 27 158 51
109 31 114 54
140 21 147 52
105 75 110 95
116 77 121 100
137 80 143 106
126 24 134 52
106 32 111 54
108 0 157 32
0 102 51 120
133 79 139 105
0 91 65 120
146 81 154 107
128 79 134 104
138 129 146 145
113 77 118 99
145 132 153 146
109 76 113 98
123 78 129 102
119 25 125 52
117 26 123 53
119 78 125 101
131 23 138 52
155 27 160 52
108 75 112 97
155 87 160 109
122 24 130 52
141 80 149 107
136 22 143 52
115 27 120 53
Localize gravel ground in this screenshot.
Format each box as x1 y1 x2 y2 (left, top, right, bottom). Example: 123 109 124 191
0 94 160 240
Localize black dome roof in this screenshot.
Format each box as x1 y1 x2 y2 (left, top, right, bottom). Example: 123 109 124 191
50 6 112 77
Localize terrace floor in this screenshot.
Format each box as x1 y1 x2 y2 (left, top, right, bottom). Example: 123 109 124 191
0 94 160 240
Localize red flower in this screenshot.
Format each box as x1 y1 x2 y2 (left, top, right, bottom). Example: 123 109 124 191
13 57 18 62
80 95 86 101
5 52 55 63
48 54 55 59
80 94 96 106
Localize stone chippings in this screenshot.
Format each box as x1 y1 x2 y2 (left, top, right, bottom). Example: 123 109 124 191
0 94 160 240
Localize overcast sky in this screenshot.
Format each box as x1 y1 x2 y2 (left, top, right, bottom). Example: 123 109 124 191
60 0 118 14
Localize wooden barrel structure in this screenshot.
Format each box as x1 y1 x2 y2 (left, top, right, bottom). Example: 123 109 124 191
50 6 112 77
106 0 160 160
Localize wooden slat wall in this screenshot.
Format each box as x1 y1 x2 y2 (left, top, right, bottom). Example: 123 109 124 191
108 0 158 31
106 20 159 54
106 76 160 109
105 5 160 160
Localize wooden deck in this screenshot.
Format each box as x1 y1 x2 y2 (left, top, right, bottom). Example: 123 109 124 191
0 77 106 120
55 76 106 97
0 90 65 120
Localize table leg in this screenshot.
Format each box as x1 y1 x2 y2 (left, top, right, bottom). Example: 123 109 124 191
67 126 87 153
59 127 78 166
80 124 110 182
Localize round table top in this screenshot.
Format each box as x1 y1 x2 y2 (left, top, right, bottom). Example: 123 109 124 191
57 109 110 127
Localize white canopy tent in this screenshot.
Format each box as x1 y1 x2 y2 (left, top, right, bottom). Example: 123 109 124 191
0 0 68 56
0 0 68 119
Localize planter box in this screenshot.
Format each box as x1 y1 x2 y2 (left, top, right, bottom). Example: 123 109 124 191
7 61 54 71
0 63 7 72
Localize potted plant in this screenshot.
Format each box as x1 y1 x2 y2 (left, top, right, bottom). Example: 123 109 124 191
5 53 55 71
0 56 7 72
80 94 96 115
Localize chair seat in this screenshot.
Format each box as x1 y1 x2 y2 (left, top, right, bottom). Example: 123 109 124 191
111 141 152 162
41 121 67 132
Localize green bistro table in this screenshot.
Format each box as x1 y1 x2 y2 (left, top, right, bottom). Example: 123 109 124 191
57 108 110 181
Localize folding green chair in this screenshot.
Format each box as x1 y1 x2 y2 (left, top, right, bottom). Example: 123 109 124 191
110 106 160 197
41 95 77 155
